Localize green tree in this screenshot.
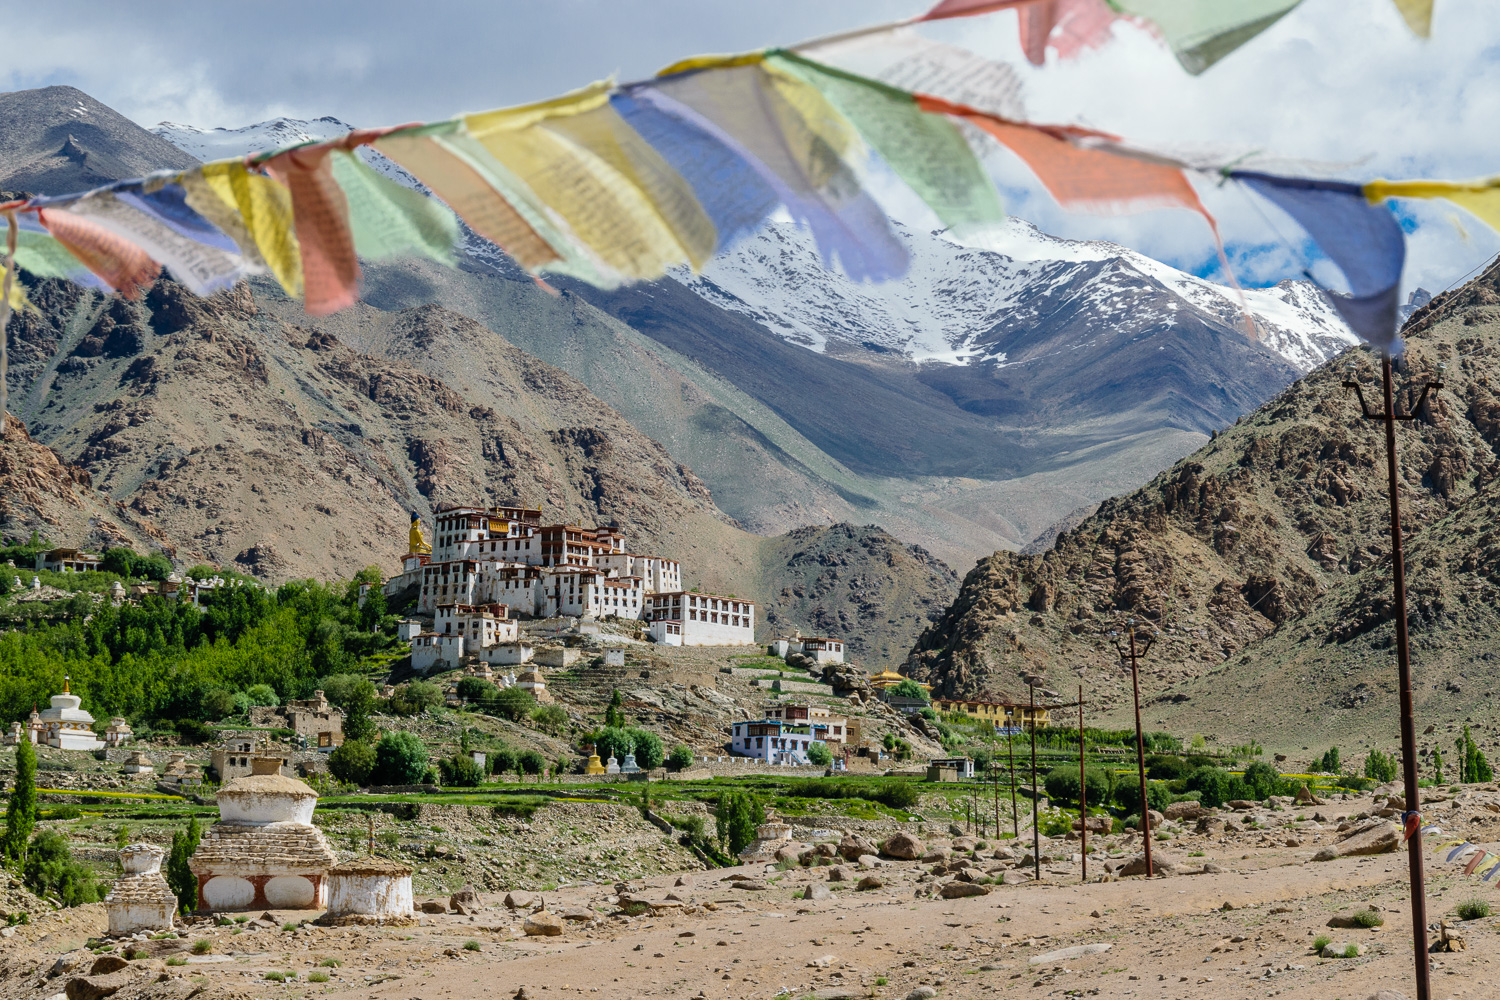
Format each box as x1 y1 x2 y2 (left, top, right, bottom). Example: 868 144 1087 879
1241 761 1282 800
1458 726 1494 784
715 791 764 856
242 684 279 707
1043 764 1117 809
625 727 664 769
1364 749 1399 784
605 689 624 729
668 745 695 771
373 732 429 785
328 739 376 786
531 704 568 735
456 677 498 703
518 749 545 778
388 680 442 716
23 831 99 906
1317 747 1341 774
1184 767 1236 808
890 679 929 702
1115 778 1172 818
438 754 483 787
100 547 139 579
1433 748 1446 784
488 687 535 722
4 740 38 863
806 742 833 767
165 817 201 913
341 679 378 742
489 746 518 777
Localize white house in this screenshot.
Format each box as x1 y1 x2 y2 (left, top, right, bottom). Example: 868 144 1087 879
418 560 480 613
411 633 465 673
36 548 102 574
728 719 824 765
645 591 756 646
435 602 518 646
798 637 846 664
478 641 534 666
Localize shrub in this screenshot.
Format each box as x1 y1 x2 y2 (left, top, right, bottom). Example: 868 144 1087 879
308 972 329 983
318 958 340 967
489 747 518 777
456 677 498 704
176 719 215 745
1043 764 1117 809
488 686 535 722
590 727 634 764
715 791 765 855
438 754 483 788
1241 761 1281 800
389 680 443 716
1145 755 1190 781
4 740 37 863
1184 767 1235 809
243 684 280 707
668 745 695 771
1114 778 1171 817
1364 749 1398 784
22 831 99 906
1334 774 1374 791
328 739 376 786
794 779 918 811
166 817 201 913
890 679 929 702
166 957 187 967
191 940 213 955
463 940 480 952
532 704 568 735
518 750 545 776
264 972 287 982
1317 747 1341 774
1312 934 1331 953
1351 908 1384 928
281 922 299 932
127 949 148 960
806 742 833 767
625 728 664 769
200 688 238 721
1457 899 1491 921
372 732 429 786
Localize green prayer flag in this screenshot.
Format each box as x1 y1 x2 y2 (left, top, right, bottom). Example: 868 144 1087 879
330 150 461 265
768 51 1006 240
11 229 89 279
1109 0 1303 74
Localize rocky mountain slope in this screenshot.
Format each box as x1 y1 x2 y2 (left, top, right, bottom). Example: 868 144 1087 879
905 259 1500 750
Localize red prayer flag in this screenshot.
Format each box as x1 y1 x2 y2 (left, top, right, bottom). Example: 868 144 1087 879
36 207 160 298
264 147 360 316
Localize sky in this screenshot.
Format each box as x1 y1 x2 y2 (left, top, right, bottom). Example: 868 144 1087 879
5 0 1499 298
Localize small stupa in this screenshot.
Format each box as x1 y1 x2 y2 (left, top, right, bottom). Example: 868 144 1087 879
605 755 620 775
38 677 103 749
319 856 416 926
620 752 641 774
104 845 177 935
584 745 606 775
189 756 336 911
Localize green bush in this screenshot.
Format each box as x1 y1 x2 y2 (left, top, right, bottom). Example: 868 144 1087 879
890 679 929 702
456 676 498 703
668 745 695 771
1240 761 1281 800
1312 934 1331 953
1145 755 1190 781
518 750 545 776
625 728 664 769
308 972 329 983
191 940 212 955
1114 778 1171 817
1364 749 1398 784
531 704 568 735
1350 908 1384 928
1043 764 1117 809
166 817 201 913
1334 774 1374 791
1184 767 1236 809
793 778 919 811
200 688 238 720
489 747 518 777
590 727 633 764
438 754 483 787
372 732 429 785
1456 899 1491 921
462 940 480 952
388 680 442 716
1317 747 1341 773
328 739 376 786
176 719 215 745
22 831 99 906
806 742 833 767
243 683 279 707
715 791 765 855
487 686 535 722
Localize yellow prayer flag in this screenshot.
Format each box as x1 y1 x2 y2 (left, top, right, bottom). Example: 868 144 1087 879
194 162 303 298
1366 176 1500 235
1391 0 1433 37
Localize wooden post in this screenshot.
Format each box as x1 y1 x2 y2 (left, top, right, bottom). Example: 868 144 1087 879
1030 684 1040 882
1078 684 1087 882
1008 727 1018 839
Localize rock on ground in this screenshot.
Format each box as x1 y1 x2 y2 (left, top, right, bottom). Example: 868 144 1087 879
882 832 924 859
523 911 564 936
1313 822 1400 861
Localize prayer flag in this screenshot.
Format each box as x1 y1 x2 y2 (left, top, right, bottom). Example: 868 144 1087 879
68 185 247 296
768 51 1006 239
264 146 360 315
36 207 159 298
1108 0 1303 74
1365 176 1500 236
1391 0 1433 37
1465 851 1489 876
1448 843 1476 864
328 150 460 264
652 58 908 281
1234 171 1405 354
196 162 303 298
919 0 1033 20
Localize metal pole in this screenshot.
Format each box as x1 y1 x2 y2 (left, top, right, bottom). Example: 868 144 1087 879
1130 627 1152 878
1382 355 1432 1000
1079 683 1087 882
1008 725 1018 839
1030 684 1040 882
993 758 1000 841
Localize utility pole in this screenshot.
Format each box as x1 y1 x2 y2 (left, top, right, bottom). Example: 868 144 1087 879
1007 726 1018 839
1109 620 1159 878
1029 684 1040 882
1344 357 1443 1000
1078 683 1087 882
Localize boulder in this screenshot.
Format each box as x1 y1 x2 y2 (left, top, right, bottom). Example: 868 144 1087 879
66 973 132 1000
803 883 833 901
939 881 991 899
1164 801 1205 822
774 846 801 863
948 824 966 837
882 832 924 860
419 900 447 914
504 891 536 910
450 885 484 914
1001 871 1031 886
1197 817 1226 837
51 952 91 979
856 854 881 869
1118 852 1180 877
827 865 854 882
956 867 989 883
88 957 129 977
951 836 978 852
733 880 770 891
920 848 952 863
1072 815 1112 834
1321 941 1362 958
1228 799 1257 810
1312 822 1400 861
523 911 564 936
838 833 878 860
855 875 883 891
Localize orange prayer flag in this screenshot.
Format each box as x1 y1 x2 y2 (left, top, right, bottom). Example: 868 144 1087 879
36 207 159 298
263 147 360 316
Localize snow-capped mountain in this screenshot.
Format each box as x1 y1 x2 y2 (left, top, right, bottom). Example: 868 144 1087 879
675 218 1358 375
152 116 421 189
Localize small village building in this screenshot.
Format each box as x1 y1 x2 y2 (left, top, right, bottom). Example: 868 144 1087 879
37 680 103 750
212 740 291 783
104 716 133 747
435 602 518 646
478 640 534 666
35 548 102 574
160 753 189 783
249 691 344 747
933 697 1051 730
760 702 848 744
105 844 177 935
411 633 465 673
190 757 337 911
928 756 976 779
728 719 825 765
122 751 155 775
797 637 845 664
645 591 756 646
319 857 415 925
515 668 550 701
3 722 21 746
397 620 422 641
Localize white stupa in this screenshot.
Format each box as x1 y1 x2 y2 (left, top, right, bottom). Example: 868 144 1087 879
39 677 103 750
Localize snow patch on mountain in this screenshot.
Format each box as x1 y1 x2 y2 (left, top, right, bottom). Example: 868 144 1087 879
153 117 420 189
674 218 1358 374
